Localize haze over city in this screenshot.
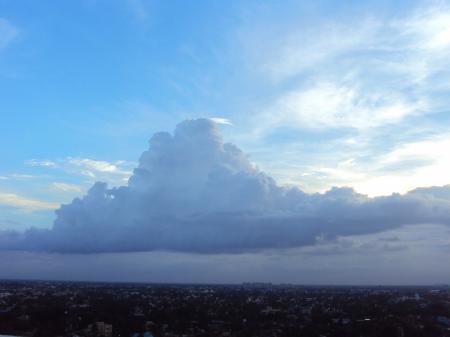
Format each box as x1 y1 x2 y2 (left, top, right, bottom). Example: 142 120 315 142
1 0 450 285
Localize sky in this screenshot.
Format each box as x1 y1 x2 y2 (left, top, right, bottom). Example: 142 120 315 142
1 0 450 284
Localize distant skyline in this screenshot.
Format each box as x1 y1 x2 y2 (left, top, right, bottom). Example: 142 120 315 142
1 0 450 284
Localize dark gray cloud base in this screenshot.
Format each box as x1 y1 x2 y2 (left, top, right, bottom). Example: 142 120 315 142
2 119 450 253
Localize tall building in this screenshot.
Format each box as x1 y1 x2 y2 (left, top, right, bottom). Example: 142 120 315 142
95 321 112 337
104 323 113 337
95 322 105 336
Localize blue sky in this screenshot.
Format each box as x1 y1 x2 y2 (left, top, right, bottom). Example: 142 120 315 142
1 0 450 284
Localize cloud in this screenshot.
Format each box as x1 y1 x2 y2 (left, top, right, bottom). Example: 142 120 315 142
208 117 233 125
66 157 132 176
1 119 450 254
25 159 57 168
262 19 379 83
225 2 450 200
233 2 450 136
51 183 82 193
65 157 133 185
398 4 450 52
0 18 18 50
9 173 38 179
294 134 450 197
266 82 424 130
25 157 134 185
0 173 43 181
0 193 58 212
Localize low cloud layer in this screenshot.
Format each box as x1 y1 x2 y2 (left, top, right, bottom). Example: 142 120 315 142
2 119 450 254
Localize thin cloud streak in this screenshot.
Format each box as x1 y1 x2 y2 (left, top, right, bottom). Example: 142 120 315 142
25 157 134 186
51 182 82 193
0 192 58 212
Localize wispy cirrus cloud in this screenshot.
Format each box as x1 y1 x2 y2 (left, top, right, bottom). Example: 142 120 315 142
284 132 450 196
241 4 450 132
64 158 134 186
0 192 58 212
0 173 44 181
228 1 450 197
51 182 82 193
265 81 426 130
66 157 131 175
25 159 57 168
25 157 134 185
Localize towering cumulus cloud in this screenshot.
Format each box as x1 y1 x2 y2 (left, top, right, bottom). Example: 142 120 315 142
2 119 450 253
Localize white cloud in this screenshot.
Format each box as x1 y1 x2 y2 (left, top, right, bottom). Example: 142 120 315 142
208 117 233 125
261 19 380 83
25 159 57 168
0 192 58 212
399 5 450 51
226 2 450 198
288 134 450 197
235 3 450 135
9 173 38 179
51 183 82 193
25 157 134 186
370 136 450 192
65 157 133 183
67 157 123 173
267 82 423 130
0 173 42 181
